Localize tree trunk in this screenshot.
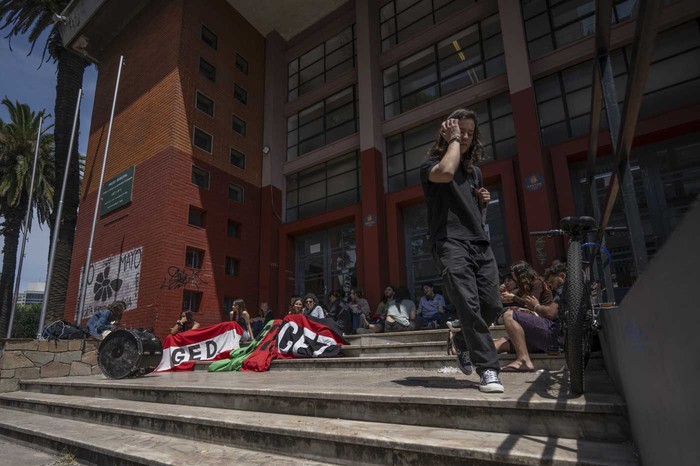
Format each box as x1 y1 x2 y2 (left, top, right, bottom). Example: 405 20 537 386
46 48 88 324
0 210 25 338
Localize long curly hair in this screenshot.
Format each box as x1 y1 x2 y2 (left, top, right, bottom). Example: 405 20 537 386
510 261 539 296
426 108 484 164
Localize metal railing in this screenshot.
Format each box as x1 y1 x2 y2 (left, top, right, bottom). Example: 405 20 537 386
584 0 664 295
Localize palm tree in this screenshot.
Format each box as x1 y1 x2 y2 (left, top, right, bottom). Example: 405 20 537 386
1 0 89 323
0 98 54 337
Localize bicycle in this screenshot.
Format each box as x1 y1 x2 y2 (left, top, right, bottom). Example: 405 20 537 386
531 217 625 394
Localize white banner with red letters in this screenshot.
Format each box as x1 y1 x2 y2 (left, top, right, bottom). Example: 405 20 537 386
155 322 243 372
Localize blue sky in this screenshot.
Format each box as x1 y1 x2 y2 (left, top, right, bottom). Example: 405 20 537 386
0 29 98 292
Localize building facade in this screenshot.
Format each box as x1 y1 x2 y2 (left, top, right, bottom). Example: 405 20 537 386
62 0 700 337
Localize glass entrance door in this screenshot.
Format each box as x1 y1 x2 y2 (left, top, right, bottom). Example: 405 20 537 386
295 223 357 299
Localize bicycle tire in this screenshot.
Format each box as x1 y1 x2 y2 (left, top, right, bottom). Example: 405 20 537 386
564 239 586 394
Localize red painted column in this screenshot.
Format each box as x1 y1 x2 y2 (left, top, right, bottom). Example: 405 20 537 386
358 148 388 307
499 0 557 270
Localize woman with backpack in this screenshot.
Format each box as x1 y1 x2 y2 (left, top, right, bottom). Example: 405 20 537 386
86 301 126 338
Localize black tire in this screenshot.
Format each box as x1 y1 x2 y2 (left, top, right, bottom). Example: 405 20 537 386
563 239 586 394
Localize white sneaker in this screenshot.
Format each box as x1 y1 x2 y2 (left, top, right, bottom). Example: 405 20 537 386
479 369 504 393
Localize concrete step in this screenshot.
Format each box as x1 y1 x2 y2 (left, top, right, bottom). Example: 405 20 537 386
340 341 447 356
0 393 637 465
262 352 602 372
0 406 333 466
343 326 507 345
17 368 629 442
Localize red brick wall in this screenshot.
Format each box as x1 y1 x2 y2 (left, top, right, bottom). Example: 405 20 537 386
66 0 266 339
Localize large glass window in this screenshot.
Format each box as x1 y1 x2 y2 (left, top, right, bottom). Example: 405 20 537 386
288 25 356 101
379 0 478 51
403 185 511 299
286 151 361 222
534 20 700 147
287 86 358 161
385 92 514 192
570 132 700 298
295 224 357 299
383 14 504 118
522 0 644 60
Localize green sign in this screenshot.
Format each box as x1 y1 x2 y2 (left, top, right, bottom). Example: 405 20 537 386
101 166 134 216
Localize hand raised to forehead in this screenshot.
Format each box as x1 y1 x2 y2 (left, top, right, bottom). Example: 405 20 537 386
440 118 461 141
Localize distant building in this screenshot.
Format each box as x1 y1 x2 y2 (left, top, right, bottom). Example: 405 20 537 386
17 282 45 306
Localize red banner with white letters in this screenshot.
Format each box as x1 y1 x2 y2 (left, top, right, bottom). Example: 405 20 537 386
155 322 243 372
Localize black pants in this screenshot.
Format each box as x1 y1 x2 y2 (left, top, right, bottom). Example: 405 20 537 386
432 238 502 374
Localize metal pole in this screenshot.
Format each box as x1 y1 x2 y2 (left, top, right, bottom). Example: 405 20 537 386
37 89 82 338
76 56 124 325
7 116 43 338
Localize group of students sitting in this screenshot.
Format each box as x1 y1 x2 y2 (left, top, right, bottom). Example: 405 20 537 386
284 283 453 336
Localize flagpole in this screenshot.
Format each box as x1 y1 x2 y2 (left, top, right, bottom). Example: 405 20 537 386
7 116 43 338
37 89 82 338
76 56 124 326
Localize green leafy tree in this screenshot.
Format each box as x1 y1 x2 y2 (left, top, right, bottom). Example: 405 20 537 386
0 98 54 337
1 0 89 324
11 303 41 338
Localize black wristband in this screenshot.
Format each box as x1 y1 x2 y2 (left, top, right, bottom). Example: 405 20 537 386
448 136 461 145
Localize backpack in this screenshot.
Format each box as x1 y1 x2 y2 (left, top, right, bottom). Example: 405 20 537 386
42 320 88 341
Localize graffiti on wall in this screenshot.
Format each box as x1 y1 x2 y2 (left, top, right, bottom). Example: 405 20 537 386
76 247 142 319
160 266 208 290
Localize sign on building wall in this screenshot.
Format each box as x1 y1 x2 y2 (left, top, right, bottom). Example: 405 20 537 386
75 247 142 320
101 166 135 216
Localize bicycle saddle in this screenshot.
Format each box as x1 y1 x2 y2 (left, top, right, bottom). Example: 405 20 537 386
560 216 596 233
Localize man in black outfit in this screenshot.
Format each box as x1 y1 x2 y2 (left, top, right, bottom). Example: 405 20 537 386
420 108 504 393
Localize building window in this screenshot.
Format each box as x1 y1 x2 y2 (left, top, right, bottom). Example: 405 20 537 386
232 115 246 136
235 53 249 74
233 84 248 105
286 86 358 161
201 25 217 50
191 166 210 189
522 0 642 60
533 19 700 147
380 0 478 51
188 206 206 227
229 148 246 169
382 14 505 119
227 219 241 238
198 57 216 82
223 295 235 318
185 246 204 269
286 151 360 222
288 25 356 101
225 257 239 276
183 290 202 312
385 93 514 192
195 91 214 117
193 127 213 153
228 183 244 203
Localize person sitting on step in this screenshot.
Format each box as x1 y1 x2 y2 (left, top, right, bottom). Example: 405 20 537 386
86 300 126 339
170 310 200 335
288 296 303 315
416 283 446 329
230 298 254 341
327 289 353 335
348 288 371 333
303 293 326 319
384 286 417 333
493 261 559 372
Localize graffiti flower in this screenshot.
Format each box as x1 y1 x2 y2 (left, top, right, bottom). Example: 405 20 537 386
93 266 123 302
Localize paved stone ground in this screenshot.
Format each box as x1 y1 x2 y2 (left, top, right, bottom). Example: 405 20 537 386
0 435 82 466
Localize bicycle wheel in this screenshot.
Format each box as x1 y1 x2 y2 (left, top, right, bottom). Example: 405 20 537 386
564 239 586 394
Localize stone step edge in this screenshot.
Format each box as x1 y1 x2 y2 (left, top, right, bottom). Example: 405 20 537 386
0 393 636 466
0 407 331 466
342 341 446 349
16 374 624 414
271 352 587 363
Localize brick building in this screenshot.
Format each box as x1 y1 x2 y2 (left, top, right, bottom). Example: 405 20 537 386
60 0 700 338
